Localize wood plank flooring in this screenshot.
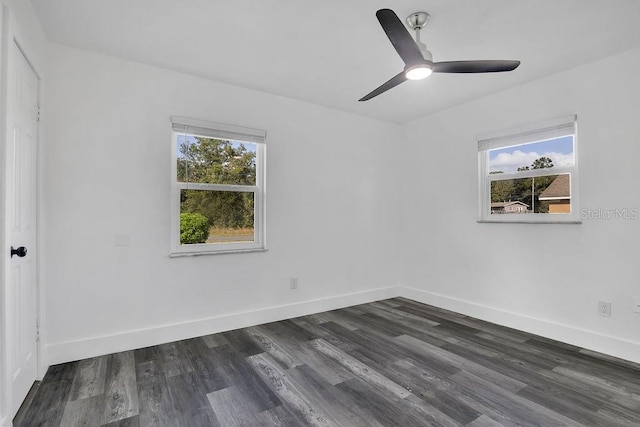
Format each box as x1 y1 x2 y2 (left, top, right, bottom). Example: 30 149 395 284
14 298 640 426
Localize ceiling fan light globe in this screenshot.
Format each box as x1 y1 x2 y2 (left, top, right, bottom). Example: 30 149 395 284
405 66 432 80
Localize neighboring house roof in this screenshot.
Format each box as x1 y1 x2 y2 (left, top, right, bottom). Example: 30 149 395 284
491 201 529 208
539 174 570 200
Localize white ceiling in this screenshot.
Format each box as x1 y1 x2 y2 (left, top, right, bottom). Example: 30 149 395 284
31 0 640 124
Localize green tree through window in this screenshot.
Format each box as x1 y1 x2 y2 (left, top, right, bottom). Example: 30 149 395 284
178 137 257 243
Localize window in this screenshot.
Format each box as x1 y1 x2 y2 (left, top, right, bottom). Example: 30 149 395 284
478 115 579 223
171 117 266 255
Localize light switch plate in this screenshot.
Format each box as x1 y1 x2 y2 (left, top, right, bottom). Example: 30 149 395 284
115 233 131 246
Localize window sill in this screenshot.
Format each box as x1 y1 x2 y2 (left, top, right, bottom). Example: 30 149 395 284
477 219 582 224
170 247 268 257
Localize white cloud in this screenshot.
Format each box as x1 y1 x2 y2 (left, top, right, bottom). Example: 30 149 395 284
490 150 573 173
549 152 574 167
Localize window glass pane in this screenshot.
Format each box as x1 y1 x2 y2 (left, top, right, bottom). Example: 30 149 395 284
177 134 256 185
180 189 255 244
490 174 571 214
488 136 573 174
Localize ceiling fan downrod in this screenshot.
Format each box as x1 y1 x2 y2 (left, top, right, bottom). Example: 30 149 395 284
406 12 432 61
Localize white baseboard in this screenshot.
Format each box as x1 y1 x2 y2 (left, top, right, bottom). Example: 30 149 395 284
43 286 401 367
43 285 640 370
400 286 640 365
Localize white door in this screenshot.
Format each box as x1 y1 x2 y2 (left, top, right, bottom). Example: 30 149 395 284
5 40 39 418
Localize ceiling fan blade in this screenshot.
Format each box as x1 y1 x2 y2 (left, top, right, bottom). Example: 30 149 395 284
359 71 407 102
433 60 520 73
376 9 424 66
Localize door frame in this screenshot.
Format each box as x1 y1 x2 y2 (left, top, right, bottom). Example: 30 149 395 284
0 4 43 425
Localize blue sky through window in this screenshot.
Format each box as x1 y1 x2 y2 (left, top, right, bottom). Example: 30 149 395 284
489 135 573 173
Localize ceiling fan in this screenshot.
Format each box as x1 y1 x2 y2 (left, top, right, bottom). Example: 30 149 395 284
359 9 521 101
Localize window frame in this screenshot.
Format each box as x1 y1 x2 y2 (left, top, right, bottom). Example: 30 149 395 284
170 117 266 255
477 115 580 224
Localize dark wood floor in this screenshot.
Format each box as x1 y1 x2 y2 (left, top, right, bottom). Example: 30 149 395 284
14 297 640 426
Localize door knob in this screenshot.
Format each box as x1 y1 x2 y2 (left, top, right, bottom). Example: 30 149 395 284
10 246 27 258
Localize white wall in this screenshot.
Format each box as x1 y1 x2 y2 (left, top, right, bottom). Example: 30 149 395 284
40 31 640 367
400 47 640 363
41 44 401 365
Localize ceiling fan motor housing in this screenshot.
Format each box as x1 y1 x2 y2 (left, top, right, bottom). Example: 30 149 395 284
419 46 433 62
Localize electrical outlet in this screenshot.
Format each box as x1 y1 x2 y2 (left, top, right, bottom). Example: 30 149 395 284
598 301 611 317
632 297 640 313
290 277 298 290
